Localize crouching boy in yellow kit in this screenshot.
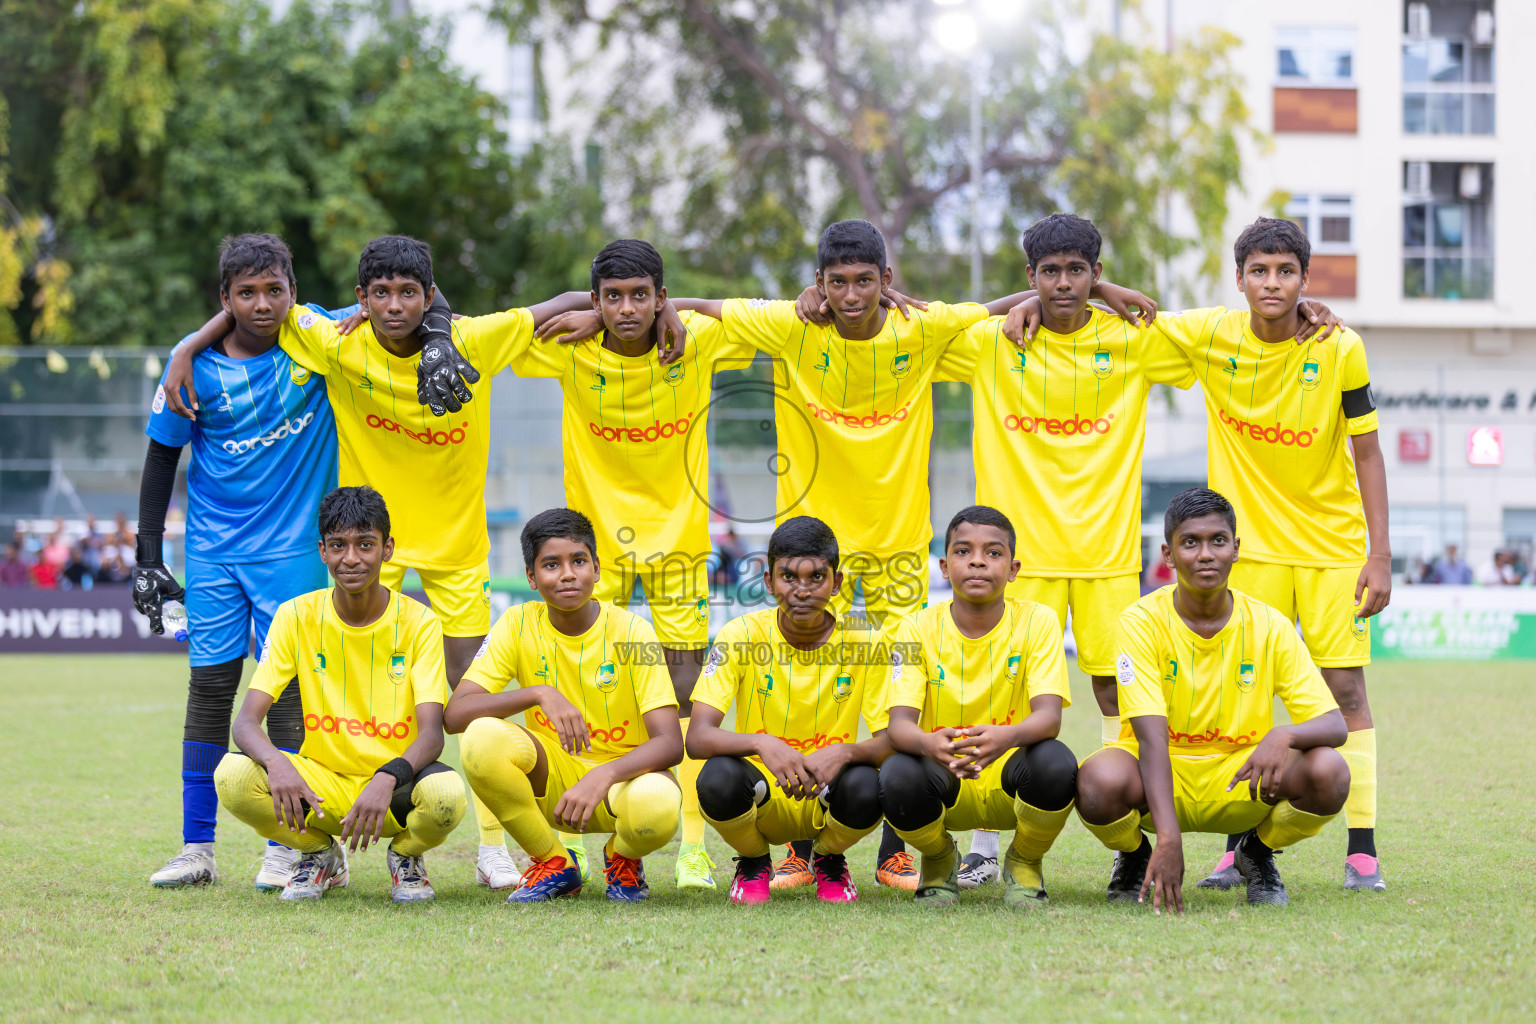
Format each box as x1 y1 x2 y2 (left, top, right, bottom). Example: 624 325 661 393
448 508 684 903
215 486 467 903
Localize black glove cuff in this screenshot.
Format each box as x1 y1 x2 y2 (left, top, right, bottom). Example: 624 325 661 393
135 533 164 566
375 757 414 788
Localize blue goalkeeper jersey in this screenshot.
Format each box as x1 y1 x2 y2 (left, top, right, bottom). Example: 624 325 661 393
144 304 352 562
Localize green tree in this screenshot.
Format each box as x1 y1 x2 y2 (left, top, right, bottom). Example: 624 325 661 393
0 0 565 347
492 0 1252 298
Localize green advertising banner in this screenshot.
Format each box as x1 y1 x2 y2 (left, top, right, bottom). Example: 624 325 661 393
1372 596 1536 660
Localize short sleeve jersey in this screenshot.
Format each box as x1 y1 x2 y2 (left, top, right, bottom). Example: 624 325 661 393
940 310 1195 577
720 299 988 556
146 335 337 562
507 311 754 566
251 589 448 776
279 306 537 570
1114 586 1339 757
1155 310 1379 567
884 599 1071 730
462 602 677 765
692 608 898 758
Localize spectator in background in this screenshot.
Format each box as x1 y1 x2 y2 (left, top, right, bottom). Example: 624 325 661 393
97 541 131 584
1 543 30 588
82 515 106 573
1475 550 1517 586
1431 544 1473 585
29 557 60 589
41 531 70 570
62 545 94 589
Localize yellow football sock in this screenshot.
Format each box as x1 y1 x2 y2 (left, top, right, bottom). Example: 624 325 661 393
812 811 879 856
472 791 505 846
702 805 769 858
213 753 332 853
677 717 706 845
1339 728 1377 830
1081 807 1143 853
459 718 560 861
1101 715 1120 748
891 814 951 858
390 769 467 856
608 772 682 858
1256 799 1336 851
1010 798 1073 862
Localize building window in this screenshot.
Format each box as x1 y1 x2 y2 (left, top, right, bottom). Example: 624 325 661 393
1403 162 1492 300
1286 195 1354 252
1403 2 1495 135
1276 27 1356 84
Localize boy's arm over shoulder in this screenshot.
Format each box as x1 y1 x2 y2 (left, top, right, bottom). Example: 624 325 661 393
935 315 992 383
280 304 339 377
1138 315 1198 389
457 308 561 380
718 298 800 357
1149 307 1227 355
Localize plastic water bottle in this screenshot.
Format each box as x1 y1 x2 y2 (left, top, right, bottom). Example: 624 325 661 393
162 600 189 643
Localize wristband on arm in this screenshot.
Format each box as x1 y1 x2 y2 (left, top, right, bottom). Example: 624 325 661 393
375 757 414 788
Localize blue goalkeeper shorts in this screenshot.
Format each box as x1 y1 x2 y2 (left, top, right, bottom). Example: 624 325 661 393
184 552 328 666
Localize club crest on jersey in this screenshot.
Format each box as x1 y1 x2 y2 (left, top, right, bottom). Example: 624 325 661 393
890 352 911 379
1093 350 1113 379
757 671 775 697
596 661 617 693
663 363 685 387
390 653 406 679
289 360 311 387
481 580 491 605
1300 361 1321 391
1238 662 1255 692
591 371 607 393
1006 654 1021 679
1351 614 1367 639
834 675 853 703
695 597 708 622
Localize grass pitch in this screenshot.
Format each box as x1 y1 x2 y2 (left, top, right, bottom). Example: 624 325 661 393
1 655 1532 1022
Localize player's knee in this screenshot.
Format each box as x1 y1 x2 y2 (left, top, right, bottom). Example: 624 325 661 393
826 764 882 830
1003 738 1079 811
1074 752 1130 824
1306 747 1351 814
183 659 244 746
623 772 683 836
401 763 467 834
460 718 535 777
696 756 759 821
877 752 949 829
212 752 261 804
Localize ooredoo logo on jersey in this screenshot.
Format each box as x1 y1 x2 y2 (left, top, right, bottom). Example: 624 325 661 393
366 414 469 446
588 413 693 444
1217 409 1319 448
221 411 318 454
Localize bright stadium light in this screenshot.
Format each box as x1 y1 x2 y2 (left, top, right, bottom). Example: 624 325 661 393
933 10 979 53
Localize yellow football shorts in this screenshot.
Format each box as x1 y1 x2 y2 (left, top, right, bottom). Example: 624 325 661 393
379 559 491 638
829 548 929 626
594 550 709 649
1086 745 1272 836
732 758 844 845
1008 574 1139 676
1230 561 1371 668
527 731 679 835
933 747 1031 833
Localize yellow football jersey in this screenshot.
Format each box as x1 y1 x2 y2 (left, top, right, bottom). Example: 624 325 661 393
280 305 535 571
250 589 448 777
508 311 754 569
940 310 1195 576
462 601 677 765
1155 309 1379 568
720 299 988 555
884 599 1071 731
1114 585 1338 756
691 608 900 757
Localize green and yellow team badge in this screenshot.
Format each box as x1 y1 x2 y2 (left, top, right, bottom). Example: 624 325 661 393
288 359 311 387
1093 350 1113 379
695 597 708 622
1005 654 1021 679
757 671 775 698
834 675 853 703
663 363 685 387
390 653 406 679
890 352 911 379
1352 614 1368 640
1238 661 1255 692
596 661 617 693
1300 360 1321 391
481 580 491 606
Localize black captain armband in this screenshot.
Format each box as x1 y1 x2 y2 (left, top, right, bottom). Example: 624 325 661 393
375 758 414 788
1342 383 1376 420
